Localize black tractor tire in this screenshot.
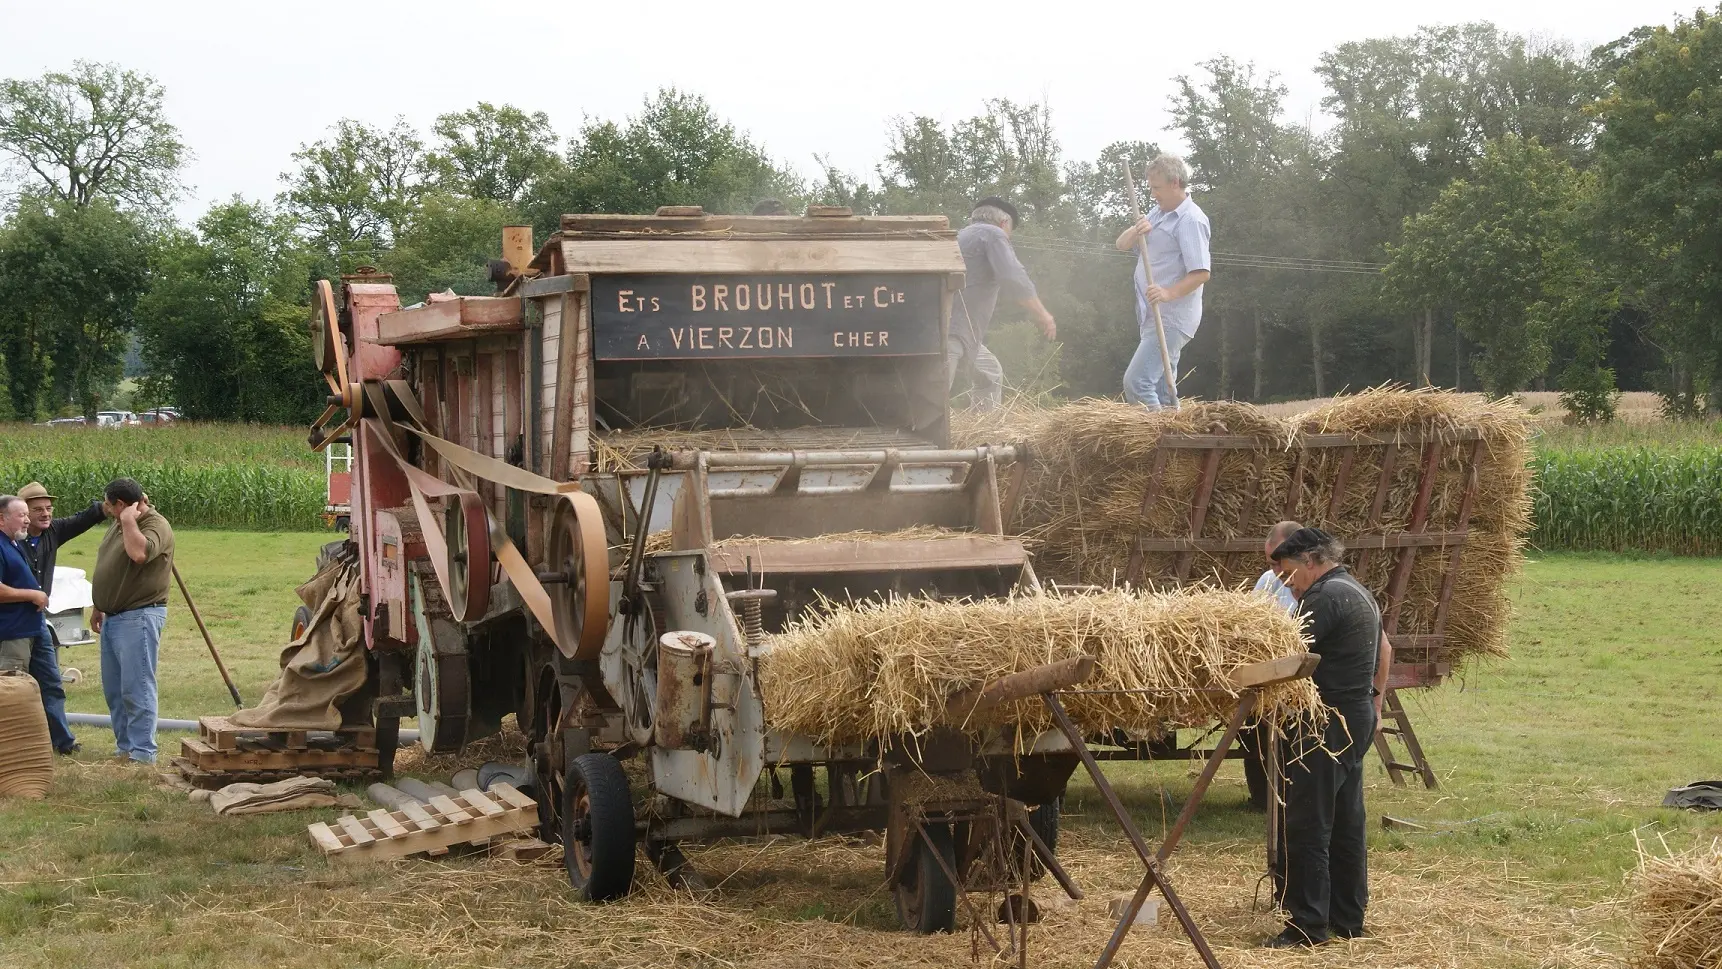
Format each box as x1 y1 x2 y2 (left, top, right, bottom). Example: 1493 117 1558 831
315 539 349 573
290 604 313 642
561 753 637 902
895 822 958 934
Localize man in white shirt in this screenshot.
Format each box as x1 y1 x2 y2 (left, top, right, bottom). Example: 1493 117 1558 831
1254 520 1303 614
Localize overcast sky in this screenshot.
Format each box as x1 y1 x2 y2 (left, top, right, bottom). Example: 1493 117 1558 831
1 0 1670 224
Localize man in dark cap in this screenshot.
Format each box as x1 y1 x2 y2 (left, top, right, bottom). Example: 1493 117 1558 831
947 196 1056 410
17 481 107 754
1265 527 1392 947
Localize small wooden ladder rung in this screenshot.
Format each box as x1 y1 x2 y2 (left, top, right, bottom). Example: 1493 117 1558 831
1372 688 1438 789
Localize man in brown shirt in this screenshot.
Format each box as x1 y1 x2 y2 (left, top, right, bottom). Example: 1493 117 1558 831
91 478 174 764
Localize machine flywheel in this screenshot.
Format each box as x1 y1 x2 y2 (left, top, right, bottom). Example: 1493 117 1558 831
547 491 610 660
444 491 492 622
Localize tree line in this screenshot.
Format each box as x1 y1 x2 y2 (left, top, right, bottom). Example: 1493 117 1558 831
0 10 1717 423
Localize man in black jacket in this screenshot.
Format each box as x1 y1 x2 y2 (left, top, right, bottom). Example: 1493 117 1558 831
1265 527 1389 948
17 481 107 754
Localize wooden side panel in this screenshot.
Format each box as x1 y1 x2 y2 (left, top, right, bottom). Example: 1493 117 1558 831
540 297 562 466
570 292 591 477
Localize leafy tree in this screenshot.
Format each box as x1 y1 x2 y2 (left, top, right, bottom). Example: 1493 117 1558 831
135 198 323 423
1592 8 1722 413
427 103 560 205
380 191 518 305
526 89 799 229
0 61 185 213
279 117 426 260
0 198 153 419
1385 135 1597 395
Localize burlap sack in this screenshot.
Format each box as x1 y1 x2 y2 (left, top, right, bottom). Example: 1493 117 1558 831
230 558 368 730
0 671 53 798
209 777 339 816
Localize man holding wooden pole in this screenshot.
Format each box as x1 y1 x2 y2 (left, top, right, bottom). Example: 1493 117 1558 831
1114 154 1211 410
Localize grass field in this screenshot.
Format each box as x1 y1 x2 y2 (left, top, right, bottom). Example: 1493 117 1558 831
4 543 1721 967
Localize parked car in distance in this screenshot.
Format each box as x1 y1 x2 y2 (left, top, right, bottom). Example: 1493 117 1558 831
96 410 138 427
45 416 87 427
138 409 176 424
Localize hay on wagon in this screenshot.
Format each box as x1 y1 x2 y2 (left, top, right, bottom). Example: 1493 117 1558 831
951 387 1532 667
758 588 1319 749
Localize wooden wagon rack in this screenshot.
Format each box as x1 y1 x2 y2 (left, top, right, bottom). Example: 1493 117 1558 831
1115 428 1489 790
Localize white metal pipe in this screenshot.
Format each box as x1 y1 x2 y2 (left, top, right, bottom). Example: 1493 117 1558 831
65 711 420 743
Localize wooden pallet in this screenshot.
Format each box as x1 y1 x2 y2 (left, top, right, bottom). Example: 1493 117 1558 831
172 758 382 790
308 783 538 863
199 715 377 752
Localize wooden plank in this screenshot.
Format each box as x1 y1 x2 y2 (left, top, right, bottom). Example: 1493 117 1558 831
1282 449 1306 518
1174 449 1225 583
518 274 591 298
549 291 579 481
337 815 376 846
489 782 536 811
183 744 379 771
428 795 475 824
1382 443 1444 636
570 291 591 477
322 809 537 864
1228 652 1320 689
368 808 411 839
1326 446 1357 521
199 717 237 751
1354 444 1401 579
1123 448 1172 584
376 297 524 346
308 822 345 854
1136 530 1472 553
559 213 952 237
1155 430 1481 449
459 790 505 818
1430 439 1487 638
706 537 1027 575
398 800 441 832
476 352 494 461
558 239 966 275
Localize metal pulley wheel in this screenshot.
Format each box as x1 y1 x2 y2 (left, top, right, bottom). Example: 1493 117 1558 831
546 491 610 660
412 575 471 753
310 278 343 375
444 492 492 622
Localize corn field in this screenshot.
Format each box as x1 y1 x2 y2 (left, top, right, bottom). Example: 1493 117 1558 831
0 459 325 531
1531 447 1722 556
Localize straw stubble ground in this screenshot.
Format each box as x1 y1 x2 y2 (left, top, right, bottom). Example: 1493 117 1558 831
5 539 1722 968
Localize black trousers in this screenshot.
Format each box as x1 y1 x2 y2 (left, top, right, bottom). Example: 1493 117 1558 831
1272 701 1374 940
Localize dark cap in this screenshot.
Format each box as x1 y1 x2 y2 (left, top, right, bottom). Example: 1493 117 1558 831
1270 527 1335 562
972 196 1020 229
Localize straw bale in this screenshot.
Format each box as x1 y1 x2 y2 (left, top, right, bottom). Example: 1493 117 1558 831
1630 839 1722 969
758 588 1318 748
954 388 1532 668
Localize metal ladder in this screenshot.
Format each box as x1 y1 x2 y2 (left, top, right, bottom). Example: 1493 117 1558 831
1372 688 1439 788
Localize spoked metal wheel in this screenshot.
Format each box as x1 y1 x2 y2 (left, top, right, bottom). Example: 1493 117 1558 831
531 665 568 842
894 822 958 934
561 753 637 902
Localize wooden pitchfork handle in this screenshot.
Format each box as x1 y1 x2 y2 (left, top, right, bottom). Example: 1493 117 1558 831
172 563 244 707
1121 161 1179 409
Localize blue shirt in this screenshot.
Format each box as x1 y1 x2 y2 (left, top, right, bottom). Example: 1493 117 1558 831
1132 195 1211 339
0 537 43 640
1254 569 1299 613
952 222 1038 340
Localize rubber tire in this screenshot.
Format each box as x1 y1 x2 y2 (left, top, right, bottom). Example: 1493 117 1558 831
290 604 312 641
895 823 958 934
315 539 348 573
561 753 637 903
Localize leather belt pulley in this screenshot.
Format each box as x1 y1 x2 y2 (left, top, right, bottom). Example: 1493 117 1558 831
362 381 610 660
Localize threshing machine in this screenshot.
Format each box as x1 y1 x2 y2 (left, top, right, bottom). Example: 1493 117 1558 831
306 207 1080 932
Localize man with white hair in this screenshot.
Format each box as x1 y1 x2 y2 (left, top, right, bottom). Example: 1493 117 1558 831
947 196 1057 410
1113 154 1212 409
0 495 49 674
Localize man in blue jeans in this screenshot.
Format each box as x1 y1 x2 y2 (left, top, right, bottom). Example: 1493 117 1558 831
18 481 108 754
1113 154 1212 409
91 478 175 764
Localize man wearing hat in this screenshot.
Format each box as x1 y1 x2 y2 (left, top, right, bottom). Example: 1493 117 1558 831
947 196 1057 410
1264 527 1392 948
17 481 108 754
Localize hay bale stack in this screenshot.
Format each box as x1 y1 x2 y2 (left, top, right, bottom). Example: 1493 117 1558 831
1631 840 1722 969
953 388 1532 668
758 588 1318 748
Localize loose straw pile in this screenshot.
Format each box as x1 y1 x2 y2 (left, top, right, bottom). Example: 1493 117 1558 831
1631 839 1722 969
952 386 1533 665
758 588 1317 748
